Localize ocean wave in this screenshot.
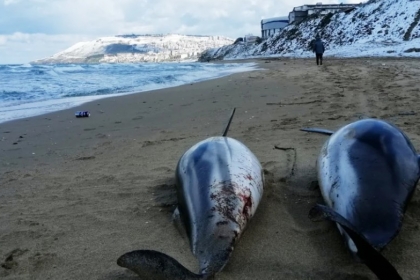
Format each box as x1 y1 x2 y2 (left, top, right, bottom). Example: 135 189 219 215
0 62 258 123
1 90 24 96
61 86 131 97
52 65 86 73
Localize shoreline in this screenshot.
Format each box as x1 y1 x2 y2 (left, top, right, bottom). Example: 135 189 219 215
2 57 420 279
0 61 259 125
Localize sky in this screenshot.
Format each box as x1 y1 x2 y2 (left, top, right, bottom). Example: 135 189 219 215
0 0 363 64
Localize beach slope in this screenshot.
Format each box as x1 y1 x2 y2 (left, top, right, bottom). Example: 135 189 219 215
1 58 420 279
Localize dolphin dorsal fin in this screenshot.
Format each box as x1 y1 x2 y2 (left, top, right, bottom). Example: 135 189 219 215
300 128 334 135
222 108 236 137
309 204 402 280
117 250 207 279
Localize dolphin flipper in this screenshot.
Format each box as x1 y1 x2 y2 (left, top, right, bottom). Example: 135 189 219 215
300 128 334 135
172 207 188 240
222 108 236 137
309 204 402 280
117 250 208 280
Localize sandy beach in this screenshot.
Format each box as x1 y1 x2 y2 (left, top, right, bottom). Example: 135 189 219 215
2 57 420 279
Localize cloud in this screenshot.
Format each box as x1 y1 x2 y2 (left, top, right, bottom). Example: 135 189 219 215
0 0 365 63
0 33 94 64
4 0 21 6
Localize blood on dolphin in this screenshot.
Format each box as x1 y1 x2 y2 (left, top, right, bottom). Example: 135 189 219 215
117 108 264 279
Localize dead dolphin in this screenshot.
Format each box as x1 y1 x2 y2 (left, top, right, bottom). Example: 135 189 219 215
302 118 420 280
118 108 264 279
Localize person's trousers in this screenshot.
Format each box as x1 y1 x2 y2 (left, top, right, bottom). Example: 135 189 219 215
316 53 323 65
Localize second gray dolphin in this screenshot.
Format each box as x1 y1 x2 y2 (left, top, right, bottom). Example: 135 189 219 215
302 119 420 280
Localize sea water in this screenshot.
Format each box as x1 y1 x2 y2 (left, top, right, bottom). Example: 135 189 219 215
0 62 257 124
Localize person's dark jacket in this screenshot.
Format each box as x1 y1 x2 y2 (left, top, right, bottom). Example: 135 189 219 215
313 39 325 54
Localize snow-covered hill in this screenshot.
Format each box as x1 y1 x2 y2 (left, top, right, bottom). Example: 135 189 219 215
200 0 420 61
33 34 234 64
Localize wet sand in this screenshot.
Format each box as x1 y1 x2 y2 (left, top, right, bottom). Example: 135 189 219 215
1 57 420 279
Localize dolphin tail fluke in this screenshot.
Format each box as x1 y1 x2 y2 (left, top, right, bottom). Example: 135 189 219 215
300 128 334 135
117 250 208 280
222 108 236 137
309 204 402 280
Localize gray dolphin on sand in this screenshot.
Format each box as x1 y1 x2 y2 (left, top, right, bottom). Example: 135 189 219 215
302 119 420 280
117 108 264 279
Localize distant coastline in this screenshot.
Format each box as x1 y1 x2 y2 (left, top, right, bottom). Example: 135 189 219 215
32 34 233 64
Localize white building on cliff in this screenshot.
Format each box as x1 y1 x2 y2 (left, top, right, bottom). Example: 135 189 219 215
259 3 362 39
289 2 362 24
261 16 289 39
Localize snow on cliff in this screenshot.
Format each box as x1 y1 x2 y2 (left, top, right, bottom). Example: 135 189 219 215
33 34 234 64
200 0 420 61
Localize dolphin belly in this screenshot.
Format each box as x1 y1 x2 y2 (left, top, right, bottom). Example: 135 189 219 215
317 119 420 250
117 108 264 279
175 136 264 274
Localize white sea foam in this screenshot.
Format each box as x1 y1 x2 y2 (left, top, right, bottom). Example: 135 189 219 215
0 62 258 124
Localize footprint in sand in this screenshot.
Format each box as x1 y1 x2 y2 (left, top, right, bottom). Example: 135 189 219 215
1 248 29 270
76 156 96 161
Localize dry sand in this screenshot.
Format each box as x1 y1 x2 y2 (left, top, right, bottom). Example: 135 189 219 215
1 57 420 280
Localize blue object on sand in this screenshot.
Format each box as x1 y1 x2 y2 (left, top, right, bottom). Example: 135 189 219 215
75 111 90 118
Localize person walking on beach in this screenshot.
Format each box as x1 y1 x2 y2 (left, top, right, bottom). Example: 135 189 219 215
312 36 325 66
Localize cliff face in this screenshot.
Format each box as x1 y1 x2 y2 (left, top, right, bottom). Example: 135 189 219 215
33 34 234 64
200 0 420 61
